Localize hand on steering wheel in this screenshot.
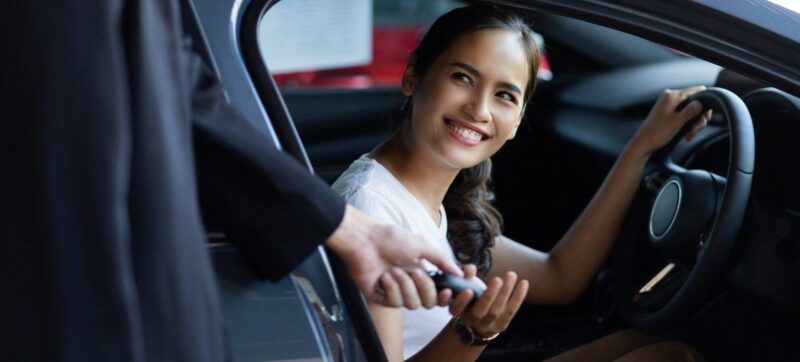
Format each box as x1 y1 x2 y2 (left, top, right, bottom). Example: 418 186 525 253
613 87 754 332
630 86 713 157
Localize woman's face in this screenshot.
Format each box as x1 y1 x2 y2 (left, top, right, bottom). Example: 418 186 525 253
404 28 530 171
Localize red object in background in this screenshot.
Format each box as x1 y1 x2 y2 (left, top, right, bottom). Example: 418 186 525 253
273 25 551 88
273 25 421 88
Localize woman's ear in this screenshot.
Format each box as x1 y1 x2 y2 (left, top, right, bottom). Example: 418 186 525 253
402 54 418 96
402 73 415 96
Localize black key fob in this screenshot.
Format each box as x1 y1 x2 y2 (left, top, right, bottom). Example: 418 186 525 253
428 270 485 305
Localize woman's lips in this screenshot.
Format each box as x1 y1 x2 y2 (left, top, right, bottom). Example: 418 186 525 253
444 118 488 146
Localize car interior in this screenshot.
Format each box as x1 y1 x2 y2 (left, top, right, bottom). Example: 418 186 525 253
188 0 800 360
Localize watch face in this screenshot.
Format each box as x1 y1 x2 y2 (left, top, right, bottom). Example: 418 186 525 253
454 320 475 345
453 319 498 346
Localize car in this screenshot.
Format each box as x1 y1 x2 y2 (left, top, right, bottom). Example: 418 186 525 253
185 0 800 360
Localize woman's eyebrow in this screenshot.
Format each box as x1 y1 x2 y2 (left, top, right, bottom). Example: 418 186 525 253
449 62 522 95
498 82 523 96
450 62 481 77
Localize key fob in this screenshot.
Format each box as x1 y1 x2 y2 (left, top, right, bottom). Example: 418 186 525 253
428 270 485 305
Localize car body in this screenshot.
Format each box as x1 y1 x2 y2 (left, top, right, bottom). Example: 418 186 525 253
185 0 800 360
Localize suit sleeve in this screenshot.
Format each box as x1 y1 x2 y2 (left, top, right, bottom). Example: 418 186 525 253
190 54 345 281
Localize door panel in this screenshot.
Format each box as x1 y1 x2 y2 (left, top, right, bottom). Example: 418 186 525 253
187 0 380 360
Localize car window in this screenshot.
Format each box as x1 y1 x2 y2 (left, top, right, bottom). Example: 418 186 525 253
258 0 550 90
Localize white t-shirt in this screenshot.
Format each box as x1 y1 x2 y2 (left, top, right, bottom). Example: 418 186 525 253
332 155 456 359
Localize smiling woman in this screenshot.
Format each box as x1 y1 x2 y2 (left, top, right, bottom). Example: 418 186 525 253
391 11 539 296
329 4 711 362
332 8 541 360
403 28 534 170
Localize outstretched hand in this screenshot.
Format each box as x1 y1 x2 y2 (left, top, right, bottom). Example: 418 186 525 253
448 265 529 339
630 86 713 156
326 204 463 308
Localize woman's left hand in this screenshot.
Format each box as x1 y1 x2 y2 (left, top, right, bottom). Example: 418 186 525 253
629 86 713 157
448 266 529 339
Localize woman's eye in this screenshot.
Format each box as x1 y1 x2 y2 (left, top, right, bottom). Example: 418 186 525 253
452 72 471 84
497 91 518 103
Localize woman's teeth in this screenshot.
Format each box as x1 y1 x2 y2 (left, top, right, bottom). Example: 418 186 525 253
446 121 484 142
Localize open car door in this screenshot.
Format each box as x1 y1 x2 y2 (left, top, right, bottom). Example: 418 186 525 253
182 0 385 360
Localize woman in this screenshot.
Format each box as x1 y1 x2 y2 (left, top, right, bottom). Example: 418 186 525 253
332 5 709 361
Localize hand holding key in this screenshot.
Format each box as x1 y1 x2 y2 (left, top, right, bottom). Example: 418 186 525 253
446 265 529 339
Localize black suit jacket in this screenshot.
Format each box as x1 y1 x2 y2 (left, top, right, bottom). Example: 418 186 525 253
0 0 344 360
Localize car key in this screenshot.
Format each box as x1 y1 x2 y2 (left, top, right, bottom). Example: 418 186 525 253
428 270 485 305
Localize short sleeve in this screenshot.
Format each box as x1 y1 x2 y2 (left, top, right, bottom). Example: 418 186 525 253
341 187 407 229
340 187 447 272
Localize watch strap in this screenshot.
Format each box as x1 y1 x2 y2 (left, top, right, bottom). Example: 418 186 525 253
452 317 499 346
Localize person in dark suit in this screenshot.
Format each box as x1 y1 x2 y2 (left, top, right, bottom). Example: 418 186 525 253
0 0 459 361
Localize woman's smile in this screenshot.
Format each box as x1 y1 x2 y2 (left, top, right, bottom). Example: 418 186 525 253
444 117 490 146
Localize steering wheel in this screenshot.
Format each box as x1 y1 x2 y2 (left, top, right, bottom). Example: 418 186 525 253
613 87 754 331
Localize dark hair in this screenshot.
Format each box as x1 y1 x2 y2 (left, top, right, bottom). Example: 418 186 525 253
403 5 541 275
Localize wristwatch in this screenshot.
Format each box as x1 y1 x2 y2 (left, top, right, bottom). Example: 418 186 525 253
452 317 500 346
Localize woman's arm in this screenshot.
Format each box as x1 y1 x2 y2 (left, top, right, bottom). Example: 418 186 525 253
488 87 711 304
371 291 482 362
369 303 406 361
489 144 650 304
406 322 486 362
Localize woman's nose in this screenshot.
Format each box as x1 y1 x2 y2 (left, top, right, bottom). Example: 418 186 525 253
464 93 491 123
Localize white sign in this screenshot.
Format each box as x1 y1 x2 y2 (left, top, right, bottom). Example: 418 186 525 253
258 0 372 74
769 0 800 14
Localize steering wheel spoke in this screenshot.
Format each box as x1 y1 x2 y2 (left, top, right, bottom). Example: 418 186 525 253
643 165 685 194
632 263 687 313
707 171 727 193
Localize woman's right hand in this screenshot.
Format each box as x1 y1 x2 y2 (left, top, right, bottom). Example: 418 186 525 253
449 265 529 339
628 86 712 157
